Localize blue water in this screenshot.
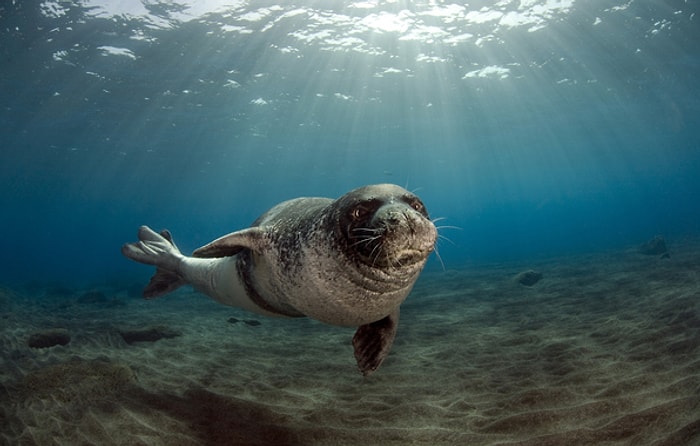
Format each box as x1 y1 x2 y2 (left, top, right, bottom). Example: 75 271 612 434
1 0 698 287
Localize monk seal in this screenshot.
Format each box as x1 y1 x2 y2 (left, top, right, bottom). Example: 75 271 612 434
121 183 437 375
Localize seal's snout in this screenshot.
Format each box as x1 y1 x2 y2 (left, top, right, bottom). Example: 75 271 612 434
371 202 437 267
376 202 434 233
387 210 402 225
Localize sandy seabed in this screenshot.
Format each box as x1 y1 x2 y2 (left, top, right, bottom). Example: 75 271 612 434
1 240 699 446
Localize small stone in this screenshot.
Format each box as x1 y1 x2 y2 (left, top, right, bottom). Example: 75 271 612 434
119 325 181 344
639 235 668 256
28 329 71 349
515 270 543 287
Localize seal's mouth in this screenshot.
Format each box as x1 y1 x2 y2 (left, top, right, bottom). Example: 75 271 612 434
393 248 431 267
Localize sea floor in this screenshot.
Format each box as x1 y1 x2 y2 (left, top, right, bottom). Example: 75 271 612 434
1 240 699 445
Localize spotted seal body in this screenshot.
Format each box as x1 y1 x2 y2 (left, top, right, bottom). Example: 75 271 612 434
122 184 437 375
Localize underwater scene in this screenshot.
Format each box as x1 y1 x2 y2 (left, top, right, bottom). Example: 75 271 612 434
1 0 699 444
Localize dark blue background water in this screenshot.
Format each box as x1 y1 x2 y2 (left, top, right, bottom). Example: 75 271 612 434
1 0 698 287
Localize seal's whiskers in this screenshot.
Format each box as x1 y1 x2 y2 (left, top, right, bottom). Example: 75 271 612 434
369 241 385 268
349 236 382 250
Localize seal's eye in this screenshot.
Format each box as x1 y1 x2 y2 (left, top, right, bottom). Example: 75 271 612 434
408 198 425 214
350 205 371 221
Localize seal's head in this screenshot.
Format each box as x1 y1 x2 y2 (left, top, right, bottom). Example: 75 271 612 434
333 184 437 270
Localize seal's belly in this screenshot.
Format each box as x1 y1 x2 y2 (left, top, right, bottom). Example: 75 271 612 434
251 254 410 326
290 283 409 327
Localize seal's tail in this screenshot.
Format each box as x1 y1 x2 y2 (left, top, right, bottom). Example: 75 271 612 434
121 225 187 298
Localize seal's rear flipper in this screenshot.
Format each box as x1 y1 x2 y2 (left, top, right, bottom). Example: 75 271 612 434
352 310 399 376
143 268 186 298
122 226 186 298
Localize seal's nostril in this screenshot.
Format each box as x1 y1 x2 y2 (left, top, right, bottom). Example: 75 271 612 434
387 211 401 223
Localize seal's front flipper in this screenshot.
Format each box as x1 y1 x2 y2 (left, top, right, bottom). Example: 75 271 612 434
121 226 186 298
192 227 268 258
352 310 400 376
